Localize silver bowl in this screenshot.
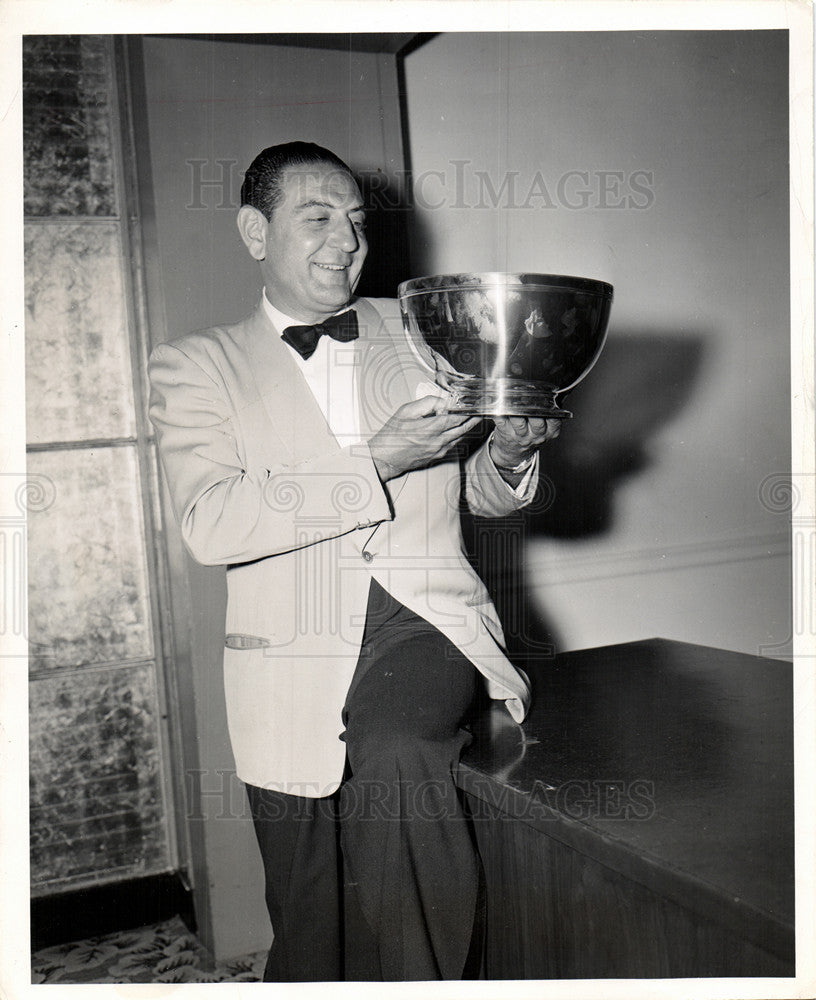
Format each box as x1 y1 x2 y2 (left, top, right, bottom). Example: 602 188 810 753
398 272 613 418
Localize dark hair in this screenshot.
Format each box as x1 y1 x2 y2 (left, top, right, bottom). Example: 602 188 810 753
240 142 354 220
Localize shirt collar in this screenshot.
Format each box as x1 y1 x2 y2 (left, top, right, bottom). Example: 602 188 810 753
261 290 302 337
261 288 352 335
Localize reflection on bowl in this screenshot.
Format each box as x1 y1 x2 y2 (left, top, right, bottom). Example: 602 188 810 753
398 272 613 417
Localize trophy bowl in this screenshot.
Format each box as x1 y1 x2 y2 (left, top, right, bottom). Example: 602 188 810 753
398 272 613 418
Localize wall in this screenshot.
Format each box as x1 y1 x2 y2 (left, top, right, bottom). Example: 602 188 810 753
403 31 791 658
135 35 405 959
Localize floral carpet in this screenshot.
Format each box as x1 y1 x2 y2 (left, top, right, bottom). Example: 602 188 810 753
31 915 267 984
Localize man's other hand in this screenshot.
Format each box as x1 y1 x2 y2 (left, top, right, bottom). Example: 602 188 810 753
490 416 561 470
369 396 480 482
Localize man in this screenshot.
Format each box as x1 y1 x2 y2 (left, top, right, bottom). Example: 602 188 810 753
148 141 558 982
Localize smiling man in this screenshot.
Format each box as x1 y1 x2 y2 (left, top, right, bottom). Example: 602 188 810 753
148 141 558 982
237 147 368 322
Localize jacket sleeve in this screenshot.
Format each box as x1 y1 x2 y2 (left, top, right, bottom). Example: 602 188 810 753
148 341 393 566
464 438 540 517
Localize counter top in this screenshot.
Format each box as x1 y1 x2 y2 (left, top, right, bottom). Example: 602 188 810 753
457 638 794 963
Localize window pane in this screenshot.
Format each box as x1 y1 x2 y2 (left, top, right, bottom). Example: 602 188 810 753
30 662 170 890
27 447 154 671
23 35 117 217
25 222 137 443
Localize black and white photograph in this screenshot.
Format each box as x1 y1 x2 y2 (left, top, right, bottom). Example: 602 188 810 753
0 3 813 998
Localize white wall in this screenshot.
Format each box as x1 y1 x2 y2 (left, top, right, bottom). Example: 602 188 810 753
403 31 791 658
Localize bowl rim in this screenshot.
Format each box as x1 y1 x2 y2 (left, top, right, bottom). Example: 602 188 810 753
398 272 614 299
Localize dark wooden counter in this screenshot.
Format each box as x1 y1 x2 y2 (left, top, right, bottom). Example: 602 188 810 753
457 638 794 979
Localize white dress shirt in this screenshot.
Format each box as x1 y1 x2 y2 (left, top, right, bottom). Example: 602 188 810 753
263 291 538 499
263 292 361 446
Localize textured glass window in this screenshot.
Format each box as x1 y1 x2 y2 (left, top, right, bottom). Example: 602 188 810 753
25 222 136 445
30 663 168 890
23 35 117 217
27 447 153 672
25 34 174 896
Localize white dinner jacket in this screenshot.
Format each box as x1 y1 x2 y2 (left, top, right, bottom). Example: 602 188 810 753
148 296 533 795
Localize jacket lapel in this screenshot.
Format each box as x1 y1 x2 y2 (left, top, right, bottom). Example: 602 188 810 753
242 297 412 460
354 297 411 437
243 302 340 462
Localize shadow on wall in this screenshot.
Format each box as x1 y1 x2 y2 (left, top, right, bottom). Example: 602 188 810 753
354 171 415 300
462 331 707 664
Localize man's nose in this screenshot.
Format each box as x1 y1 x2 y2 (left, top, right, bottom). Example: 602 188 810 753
328 218 360 252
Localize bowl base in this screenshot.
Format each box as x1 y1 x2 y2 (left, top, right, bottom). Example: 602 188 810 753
443 376 573 419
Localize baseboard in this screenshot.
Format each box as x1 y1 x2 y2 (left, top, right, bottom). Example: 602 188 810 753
30 870 195 951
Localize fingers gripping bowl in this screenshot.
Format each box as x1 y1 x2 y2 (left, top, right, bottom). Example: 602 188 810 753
398 273 613 418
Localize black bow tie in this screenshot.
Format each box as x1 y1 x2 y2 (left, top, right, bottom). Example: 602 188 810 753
281 309 359 360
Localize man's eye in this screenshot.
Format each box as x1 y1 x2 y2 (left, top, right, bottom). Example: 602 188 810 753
353 219 366 231
308 217 328 223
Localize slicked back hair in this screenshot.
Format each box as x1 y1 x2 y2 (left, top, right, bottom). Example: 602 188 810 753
240 142 354 220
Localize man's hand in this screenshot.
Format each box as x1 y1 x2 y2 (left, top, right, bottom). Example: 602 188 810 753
369 395 480 482
490 416 561 470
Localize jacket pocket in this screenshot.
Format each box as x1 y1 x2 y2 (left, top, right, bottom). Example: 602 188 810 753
225 633 272 650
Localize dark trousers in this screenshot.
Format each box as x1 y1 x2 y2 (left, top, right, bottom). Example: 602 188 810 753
247 580 483 981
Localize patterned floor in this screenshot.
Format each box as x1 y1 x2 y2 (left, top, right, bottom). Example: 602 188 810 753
31 915 266 984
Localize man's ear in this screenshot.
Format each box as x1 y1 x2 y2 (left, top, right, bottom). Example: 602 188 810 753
237 205 268 261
